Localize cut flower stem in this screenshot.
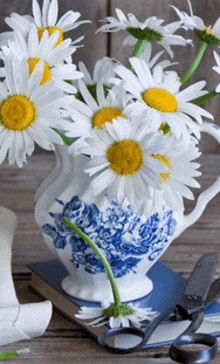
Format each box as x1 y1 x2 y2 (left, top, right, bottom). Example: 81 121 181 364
127 39 148 70
193 90 219 106
180 42 208 84
132 39 148 58
62 217 134 316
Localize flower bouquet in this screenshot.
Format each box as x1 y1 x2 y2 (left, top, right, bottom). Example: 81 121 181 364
1 0 220 329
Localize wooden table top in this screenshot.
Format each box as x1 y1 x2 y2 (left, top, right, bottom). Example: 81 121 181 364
1 151 220 364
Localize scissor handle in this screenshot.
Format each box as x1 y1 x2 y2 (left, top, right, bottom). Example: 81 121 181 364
97 306 174 354
169 309 218 363
97 326 145 354
169 333 218 364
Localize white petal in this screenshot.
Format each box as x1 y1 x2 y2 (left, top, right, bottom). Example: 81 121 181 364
42 0 50 26
96 80 106 107
0 82 8 98
78 61 92 83
27 125 54 150
181 103 213 122
5 14 32 34
27 60 44 96
55 79 78 93
56 11 80 29
32 0 42 27
129 57 155 89
90 169 115 195
114 65 144 95
84 158 109 175
8 131 25 167
177 81 207 102
48 0 59 26
213 17 220 35
0 131 14 164
70 99 94 118
53 64 82 80
75 306 104 319
78 79 98 112
23 130 35 156
109 316 123 328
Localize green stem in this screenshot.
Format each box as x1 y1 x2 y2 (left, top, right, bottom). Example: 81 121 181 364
132 39 148 58
55 129 73 146
127 39 148 70
0 348 30 361
193 90 219 106
62 217 122 307
180 42 208 84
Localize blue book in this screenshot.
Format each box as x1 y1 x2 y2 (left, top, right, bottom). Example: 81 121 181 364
28 259 220 349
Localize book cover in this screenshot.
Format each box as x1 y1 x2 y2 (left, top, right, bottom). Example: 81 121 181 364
28 259 220 349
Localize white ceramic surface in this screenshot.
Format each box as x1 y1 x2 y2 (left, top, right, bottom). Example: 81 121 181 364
35 122 220 302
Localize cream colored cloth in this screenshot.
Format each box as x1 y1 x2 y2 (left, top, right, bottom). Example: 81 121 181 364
0 206 52 346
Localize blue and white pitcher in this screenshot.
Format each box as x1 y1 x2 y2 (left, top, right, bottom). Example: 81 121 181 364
35 122 220 302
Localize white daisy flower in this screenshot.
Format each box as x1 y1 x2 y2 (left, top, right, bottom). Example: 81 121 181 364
1 27 83 93
172 0 220 45
97 8 192 58
114 57 213 140
0 0 90 47
212 51 220 92
140 136 201 216
75 301 158 329
77 57 122 87
111 43 178 92
64 79 135 155
0 54 70 167
80 118 172 214
69 57 122 103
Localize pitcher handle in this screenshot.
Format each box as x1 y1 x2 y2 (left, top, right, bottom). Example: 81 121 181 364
173 122 220 239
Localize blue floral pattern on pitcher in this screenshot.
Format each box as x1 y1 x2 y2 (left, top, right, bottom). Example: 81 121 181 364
42 196 176 278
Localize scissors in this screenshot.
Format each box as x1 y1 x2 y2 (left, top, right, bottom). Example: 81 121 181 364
98 253 220 363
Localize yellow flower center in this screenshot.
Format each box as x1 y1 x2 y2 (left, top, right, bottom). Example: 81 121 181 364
107 140 143 175
153 154 171 182
0 95 35 131
204 26 212 35
92 107 124 129
28 57 52 84
37 26 64 46
142 88 178 113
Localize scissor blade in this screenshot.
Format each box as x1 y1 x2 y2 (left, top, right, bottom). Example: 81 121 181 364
205 277 220 308
179 253 218 315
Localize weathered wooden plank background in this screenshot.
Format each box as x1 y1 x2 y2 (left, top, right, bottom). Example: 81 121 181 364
0 0 220 151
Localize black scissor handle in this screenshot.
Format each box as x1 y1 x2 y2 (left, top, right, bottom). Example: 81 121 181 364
97 326 145 354
97 306 174 354
169 333 218 364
